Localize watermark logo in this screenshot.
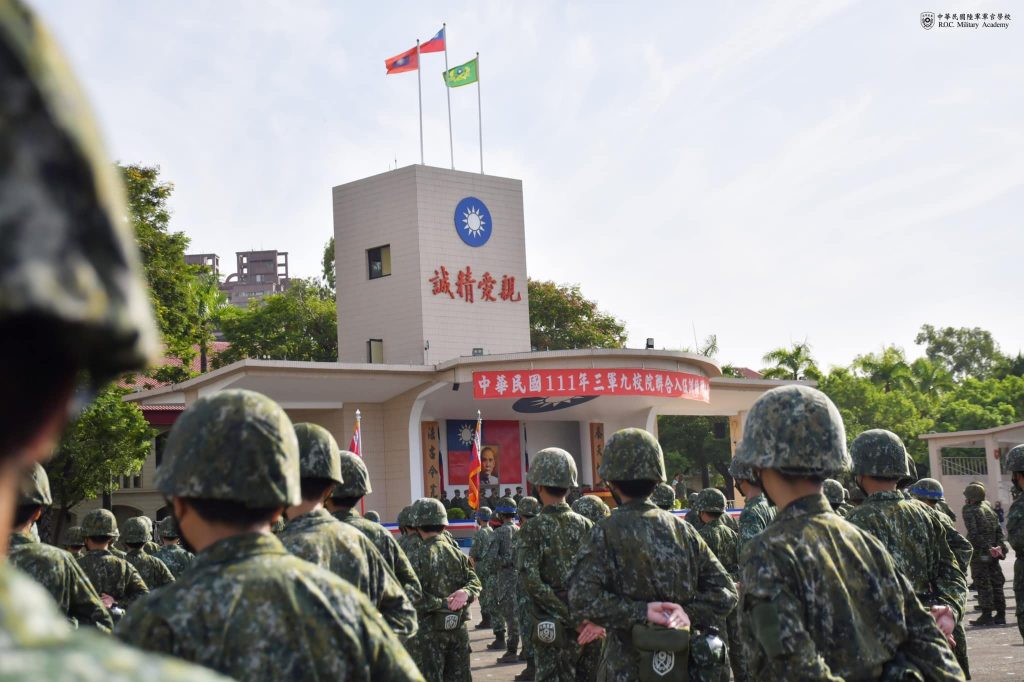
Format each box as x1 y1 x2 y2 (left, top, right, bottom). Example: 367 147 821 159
922 11 1012 29
921 12 936 28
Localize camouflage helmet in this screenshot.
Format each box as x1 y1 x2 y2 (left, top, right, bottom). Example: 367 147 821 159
843 487 850 501
158 516 181 539
157 389 301 508
293 423 343 485
734 385 849 476
527 447 579 488
61 525 85 547
849 485 865 504
335 451 372 498
822 479 846 506
0 2 160 385
122 517 151 545
18 463 52 507
598 428 666 483
850 429 909 479
903 454 918 485
571 494 610 523
136 515 154 532
81 508 119 538
695 488 726 514
909 478 944 500
517 496 541 518
364 510 380 523
728 457 756 483
651 483 676 509
1006 444 1024 472
415 498 448 527
688 492 698 506
495 496 517 514
397 506 413 528
964 483 986 502
475 506 492 522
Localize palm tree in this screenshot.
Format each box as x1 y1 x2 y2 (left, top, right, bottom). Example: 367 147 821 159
852 346 912 393
761 342 819 380
191 270 227 373
910 357 954 396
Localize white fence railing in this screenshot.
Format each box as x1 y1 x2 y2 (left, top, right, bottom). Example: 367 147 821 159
941 457 987 477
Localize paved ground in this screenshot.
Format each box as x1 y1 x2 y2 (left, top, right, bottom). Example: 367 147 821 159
465 551 1020 681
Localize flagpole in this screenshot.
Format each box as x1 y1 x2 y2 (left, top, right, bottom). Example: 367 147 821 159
416 40 424 165
476 52 483 175
443 24 454 170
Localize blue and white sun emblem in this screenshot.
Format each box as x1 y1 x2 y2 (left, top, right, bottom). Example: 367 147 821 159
458 423 474 447
454 197 492 247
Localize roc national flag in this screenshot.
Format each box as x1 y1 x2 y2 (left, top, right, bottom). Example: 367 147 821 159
420 27 446 54
467 412 482 510
443 57 478 88
385 46 418 74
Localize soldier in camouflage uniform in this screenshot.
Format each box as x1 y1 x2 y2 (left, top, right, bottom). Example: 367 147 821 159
1004 444 1024 644
398 505 421 555
571 493 611 523
0 4 234 677
133 516 160 554
729 458 776 556
515 495 541 676
364 510 381 522
519 447 601 682
468 505 493 630
405 498 482 682
276 422 417 638
569 428 738 681
485 495 521 659
962 482 1006 626
122 517 175 591
684 491 703 530
9 463 113 631
695 487 746 682
652 482 677 510
61 525 86 557
822 479 847 516
732 386 964 679
845 429 967 642
78 509 149 619
116 390 423 681
325 449 424 608
152 516 194 579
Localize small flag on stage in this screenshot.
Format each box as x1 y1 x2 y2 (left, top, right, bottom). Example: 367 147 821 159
349 409 362 456
443 57 478 87
385 46 419 74
467 410 482 510
420 27 446 54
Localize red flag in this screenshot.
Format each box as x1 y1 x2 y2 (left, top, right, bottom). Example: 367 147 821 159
385 46 418 74
467 414 482 510
349 411 362 456
420 27 445 54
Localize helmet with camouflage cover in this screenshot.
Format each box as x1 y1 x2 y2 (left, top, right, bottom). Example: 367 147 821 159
822 479 846 506
518 496 541 518
728 457 756 483
688 492 698 507
849 485 865 503
61 525 85 547
964 483 986 502
1006 444 1024 473
158 516 181 539
527 447 579 488
397 506 413 528
157 389 301 508
475 506 492 522
0 3 160 387
335 451 372 498
734 385 849 476
651 483 676 509
598 428 666 483
572 495 610 523
695 488 726 514
364 510 380 523
18 463 52 506
122 517 151 545
909 478 944 500
293 423 343 484
850 429 910 479
81 508 119 538
416 498 448 526
495 496 517 515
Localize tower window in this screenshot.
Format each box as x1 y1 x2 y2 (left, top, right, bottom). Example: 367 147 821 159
367 339 384 364
367 245 392 280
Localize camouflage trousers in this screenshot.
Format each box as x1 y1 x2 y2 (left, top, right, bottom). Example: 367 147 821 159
578 639 603 681
1015 559 1024 642
970 557 1006 612
496 590 519 639
517 585 534 659
726 608 748 682
407 625 471 682
952 621 969 679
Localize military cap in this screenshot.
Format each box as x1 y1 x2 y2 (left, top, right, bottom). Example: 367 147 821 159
122 517 151 544
822 479 846 506
294 422 343 484
495 496 517 514
850 429 910 478
157 389 301 508
571 494 610 523
964 483 986 502
475 506 492 522
909 478 944 500
158 516 181 539
517 496 541 518
61 525 85 547
364 510 380 523
81 508 119 538
527 447 579 488
18 463 52 506
734 385 849 476
415 498 448 526
695 488 726 514
651 482 676 509
599 428 666 483
728 457 756 483
335 450 372 498
1006 444 1024 472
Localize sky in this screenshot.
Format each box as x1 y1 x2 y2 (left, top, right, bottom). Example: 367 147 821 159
35 1 1024 371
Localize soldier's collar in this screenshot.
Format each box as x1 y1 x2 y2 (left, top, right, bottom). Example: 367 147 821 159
542 502 572 513
192 531 287 570
776 493 831 519
866 490 905 502
9 531 36 545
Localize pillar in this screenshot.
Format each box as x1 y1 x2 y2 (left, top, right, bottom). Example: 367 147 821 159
984 436 1002 505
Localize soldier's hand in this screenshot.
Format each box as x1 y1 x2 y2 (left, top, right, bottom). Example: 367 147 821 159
100 594 115 609
447 589 469 611
576 620 606 645
929 605 956 646
646 602 690 629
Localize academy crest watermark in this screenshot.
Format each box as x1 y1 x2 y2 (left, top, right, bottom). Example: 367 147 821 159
921 11 1012 29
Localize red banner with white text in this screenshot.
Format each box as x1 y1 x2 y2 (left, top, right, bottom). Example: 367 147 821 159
472 368 709 402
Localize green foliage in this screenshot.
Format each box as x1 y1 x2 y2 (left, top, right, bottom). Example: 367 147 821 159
215 279 337 366
527 279 627 351
447 507 466 520
852 346 913 393
322 236 336 294
658 416 732 490
914 324 1001 380
760 342 820 380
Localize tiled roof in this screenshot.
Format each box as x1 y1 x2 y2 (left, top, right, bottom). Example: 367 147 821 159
119 342 230 391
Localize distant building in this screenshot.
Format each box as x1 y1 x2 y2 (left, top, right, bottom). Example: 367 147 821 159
184 253 220 277
185 250 291 307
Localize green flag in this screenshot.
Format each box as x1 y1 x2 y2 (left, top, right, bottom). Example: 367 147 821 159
443 58 478 88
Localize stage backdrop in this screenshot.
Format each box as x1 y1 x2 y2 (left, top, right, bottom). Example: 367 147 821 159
446 419 522 488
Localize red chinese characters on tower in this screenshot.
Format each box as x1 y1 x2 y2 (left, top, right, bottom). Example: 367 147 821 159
429 266 455 299
427 265 523 303
500 275 522 302
456 266 475 303
478 272 497 301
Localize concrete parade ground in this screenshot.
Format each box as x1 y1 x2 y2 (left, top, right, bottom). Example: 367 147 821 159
464 550 1021 681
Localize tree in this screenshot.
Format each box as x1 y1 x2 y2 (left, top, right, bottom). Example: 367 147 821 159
45 387 153 543
527 280 627 351
909 357 954 396
215 279 337 366
852 346 912 393
914 324 1003 380
321 236 336 294
190 269 228 373
658 416 733 493
760 342 820 380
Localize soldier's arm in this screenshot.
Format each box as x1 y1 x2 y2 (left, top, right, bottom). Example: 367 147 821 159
962 507 986 553
116 598 178 656
520 523 572 626
568 526 648 628
928 517 967 621
152 558 176 589
353 594 427 682
1007 503 1024 553
383 534 424 606
459 551 482 599
685 526 738 627
120 563 149 607
65 554 115 632
891 573 968 681
942 521 974 571
362 536 418 638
